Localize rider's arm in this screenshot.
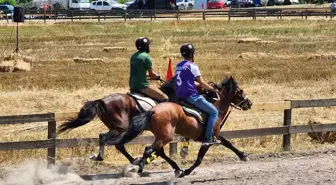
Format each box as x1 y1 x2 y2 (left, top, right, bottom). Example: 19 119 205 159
145 56 160 80
195 76 217 92
148 68 160 80
191 63 217 92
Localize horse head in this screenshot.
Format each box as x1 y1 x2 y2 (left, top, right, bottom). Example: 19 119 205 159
213 76 252 111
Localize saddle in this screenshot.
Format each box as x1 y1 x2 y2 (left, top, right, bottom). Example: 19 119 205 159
177 101 208 125
127 92 159 112
127 91 208 125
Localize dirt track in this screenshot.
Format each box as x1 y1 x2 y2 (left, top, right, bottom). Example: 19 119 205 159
1 149 335 185
79 149 336 185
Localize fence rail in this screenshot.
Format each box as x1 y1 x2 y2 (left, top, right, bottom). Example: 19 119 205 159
2 7 334 24
0 98 335 164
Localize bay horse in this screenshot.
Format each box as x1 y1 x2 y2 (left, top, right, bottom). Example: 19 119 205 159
57 76 250 166
101 76 252 177
56 78 172 164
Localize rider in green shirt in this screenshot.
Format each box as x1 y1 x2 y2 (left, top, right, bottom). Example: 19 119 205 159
129 37 169 102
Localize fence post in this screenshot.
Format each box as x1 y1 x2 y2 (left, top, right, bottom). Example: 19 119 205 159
154 9 156 20
71 10 73 22
98 13 100 22
276 9 279 19
44 10 46 24
280 9 282 19
305 9 308 20
169 142 177 157
150 10 153 21
124 10 127 22
282 107 292 151
253 9 256 20
202 11 205 21
326 10 328 19
228 10 231 21
331 11 333 20
47 113 56 166
176 10 179 20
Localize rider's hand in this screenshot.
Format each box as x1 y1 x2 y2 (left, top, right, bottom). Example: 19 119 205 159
155 75 161 80
213 88 219 93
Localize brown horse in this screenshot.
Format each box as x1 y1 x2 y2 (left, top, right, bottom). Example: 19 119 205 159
57 76 250 166
102 76 252 177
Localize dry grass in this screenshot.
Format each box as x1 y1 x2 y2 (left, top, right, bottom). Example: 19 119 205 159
307 120 336 143
0 53 32 72
73 57 104 64
0 20 336 173
103 47 127 52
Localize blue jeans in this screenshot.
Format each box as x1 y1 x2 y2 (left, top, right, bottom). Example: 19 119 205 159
186 95 219 141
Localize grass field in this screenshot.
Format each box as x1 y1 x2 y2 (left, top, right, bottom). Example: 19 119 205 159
0 20 335 174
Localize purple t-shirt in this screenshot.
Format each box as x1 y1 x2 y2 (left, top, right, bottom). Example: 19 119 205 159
175 60 201 99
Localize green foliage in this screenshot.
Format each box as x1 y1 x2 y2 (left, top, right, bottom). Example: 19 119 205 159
17 0 32 4
0 0 17 6
118 0 130 4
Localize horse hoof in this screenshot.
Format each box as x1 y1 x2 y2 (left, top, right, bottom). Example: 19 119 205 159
174 170 185 178
122 164 140 177
240 153 249 162
89 154 104 161
132 157 142 165
242 157 250 162
180 148 189 158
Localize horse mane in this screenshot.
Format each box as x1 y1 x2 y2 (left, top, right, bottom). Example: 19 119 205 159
218 76 238 93
159 75 178 102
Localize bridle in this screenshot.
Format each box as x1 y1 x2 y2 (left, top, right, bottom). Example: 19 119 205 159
212 82 248 111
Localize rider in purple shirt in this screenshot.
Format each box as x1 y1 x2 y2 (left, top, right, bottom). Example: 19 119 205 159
175 43 220 146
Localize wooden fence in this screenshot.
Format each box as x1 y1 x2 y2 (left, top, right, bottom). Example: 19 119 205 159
0 98 336 165
4 7 333 24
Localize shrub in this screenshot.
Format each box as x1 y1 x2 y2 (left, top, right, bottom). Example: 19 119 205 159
0 0 17 6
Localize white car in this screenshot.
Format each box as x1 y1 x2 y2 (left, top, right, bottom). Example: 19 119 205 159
176 0 194 10
124 0 136 6
90 0 127 11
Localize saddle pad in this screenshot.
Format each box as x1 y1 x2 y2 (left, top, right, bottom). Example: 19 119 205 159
181 106 207 125
127 92 158 112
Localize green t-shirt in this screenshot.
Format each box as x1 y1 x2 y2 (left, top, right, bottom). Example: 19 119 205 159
129 51 152 91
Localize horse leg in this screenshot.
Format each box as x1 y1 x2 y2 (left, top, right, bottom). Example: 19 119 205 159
216 135 249 161
92 133 105 161
180 138 190 159
156 147 183 177
95 130 124 161
138 138 172 173
115 144 156 166
115 144 136 164
181 144 211 177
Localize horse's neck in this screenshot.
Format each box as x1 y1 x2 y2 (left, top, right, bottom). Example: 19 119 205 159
213 95 231 134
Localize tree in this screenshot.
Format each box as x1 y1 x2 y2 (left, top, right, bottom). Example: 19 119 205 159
0 0 17 6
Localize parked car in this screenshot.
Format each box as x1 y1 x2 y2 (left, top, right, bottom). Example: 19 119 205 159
176 0 194 10
207 0 225 9
90 0 127 11
124 0 136 6
0 4 14 18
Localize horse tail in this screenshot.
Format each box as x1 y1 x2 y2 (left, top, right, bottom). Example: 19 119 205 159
102 111 154 145
57 100 105 134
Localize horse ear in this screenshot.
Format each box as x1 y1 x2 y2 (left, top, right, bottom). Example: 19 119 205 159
230 73 235 80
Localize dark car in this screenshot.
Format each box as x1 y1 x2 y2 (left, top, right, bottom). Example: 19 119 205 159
127 0 177 10
0 4 14 18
